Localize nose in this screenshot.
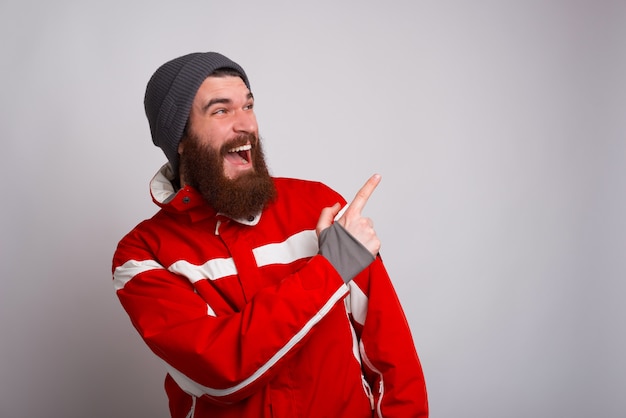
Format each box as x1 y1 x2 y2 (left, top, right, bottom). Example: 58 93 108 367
233 109 257 134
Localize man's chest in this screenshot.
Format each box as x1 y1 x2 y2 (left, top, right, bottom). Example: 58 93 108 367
162 220 320 315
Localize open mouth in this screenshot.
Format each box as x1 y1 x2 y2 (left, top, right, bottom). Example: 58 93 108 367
226 143 252 165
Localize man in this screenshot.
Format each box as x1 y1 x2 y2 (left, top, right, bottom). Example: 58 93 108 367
112 52 428 417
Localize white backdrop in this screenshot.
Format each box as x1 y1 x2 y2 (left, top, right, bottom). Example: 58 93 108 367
1 1 625 417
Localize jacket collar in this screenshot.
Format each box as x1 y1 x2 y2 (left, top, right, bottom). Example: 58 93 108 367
149 163 261 225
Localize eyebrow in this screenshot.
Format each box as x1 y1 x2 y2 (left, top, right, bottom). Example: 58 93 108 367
203 92 254 113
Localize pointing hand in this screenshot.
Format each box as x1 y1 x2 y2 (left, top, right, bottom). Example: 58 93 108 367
316 174 382 256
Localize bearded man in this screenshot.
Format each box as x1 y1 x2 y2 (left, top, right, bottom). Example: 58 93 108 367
112 52 428 418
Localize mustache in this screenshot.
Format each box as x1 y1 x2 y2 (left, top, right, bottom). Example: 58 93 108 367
219 133 259 155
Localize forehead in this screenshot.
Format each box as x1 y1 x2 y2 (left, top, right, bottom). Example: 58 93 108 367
194 75 250 102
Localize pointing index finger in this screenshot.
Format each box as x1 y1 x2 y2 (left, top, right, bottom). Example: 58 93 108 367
345 174 382 216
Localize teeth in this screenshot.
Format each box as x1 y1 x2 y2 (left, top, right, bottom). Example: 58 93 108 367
229 144 252 153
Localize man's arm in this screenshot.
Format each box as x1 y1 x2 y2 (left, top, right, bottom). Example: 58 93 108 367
317 174 428 416
113 233 348 405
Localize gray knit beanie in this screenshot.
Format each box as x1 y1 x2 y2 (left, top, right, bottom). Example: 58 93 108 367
144 52 250 173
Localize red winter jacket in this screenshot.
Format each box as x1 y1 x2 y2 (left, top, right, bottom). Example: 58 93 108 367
112 166 428 417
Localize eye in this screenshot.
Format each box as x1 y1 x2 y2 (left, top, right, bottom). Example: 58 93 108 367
244 102 254 111
212 108 227 115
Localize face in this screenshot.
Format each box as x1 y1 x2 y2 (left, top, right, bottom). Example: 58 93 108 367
179 75 258 180
178 75 276 219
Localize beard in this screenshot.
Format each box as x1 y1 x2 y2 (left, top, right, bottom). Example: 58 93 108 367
179 132 276 220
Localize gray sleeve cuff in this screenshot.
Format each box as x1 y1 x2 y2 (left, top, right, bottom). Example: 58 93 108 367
318 222 375 284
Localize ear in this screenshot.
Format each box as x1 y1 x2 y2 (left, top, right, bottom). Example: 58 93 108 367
178 139 185 155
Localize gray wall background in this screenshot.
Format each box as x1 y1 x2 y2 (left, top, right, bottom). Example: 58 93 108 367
1 1 625 417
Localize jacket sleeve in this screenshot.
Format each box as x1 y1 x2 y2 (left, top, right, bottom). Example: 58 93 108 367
112 230 348 405
348 256 429 417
